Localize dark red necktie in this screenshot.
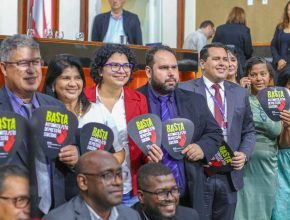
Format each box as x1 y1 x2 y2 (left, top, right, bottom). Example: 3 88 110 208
212 83 223 128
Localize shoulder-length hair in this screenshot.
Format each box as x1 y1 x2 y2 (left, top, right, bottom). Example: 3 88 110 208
43 53 90 113
226 7 246 25
278 1 290 29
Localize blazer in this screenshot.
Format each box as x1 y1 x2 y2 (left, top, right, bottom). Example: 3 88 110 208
91 10 143 45
179 78 256 191
43 195 141 220
0 87 72 214
137 84 223 218
212 23 253 68
133 202 200 220
271 26 284 68
84 86 148 195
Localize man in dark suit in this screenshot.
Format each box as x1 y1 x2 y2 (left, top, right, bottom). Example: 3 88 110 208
179 42 256 220
44 150 141 220
91 0 142 45
0 34 79 217
137 45 223 219
134 163 199 220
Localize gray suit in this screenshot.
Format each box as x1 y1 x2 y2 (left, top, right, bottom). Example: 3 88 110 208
43 195 141 220
179 78 256 219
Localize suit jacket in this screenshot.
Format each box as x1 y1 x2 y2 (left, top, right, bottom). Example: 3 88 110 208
91 10 143 45
212 23 253 68
44 195 141 220
84 86 148 195
0 87 72 214
138 84 223 217
133 202 199 220
179 78 256 191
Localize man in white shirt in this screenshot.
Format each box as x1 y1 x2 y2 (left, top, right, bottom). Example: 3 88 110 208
44 150 141 220
183 20 215 52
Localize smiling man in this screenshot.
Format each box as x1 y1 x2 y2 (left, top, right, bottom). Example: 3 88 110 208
134 163 199 220
91 0 142 45
179 43 255 220
44 150 141 220
0 34 79 217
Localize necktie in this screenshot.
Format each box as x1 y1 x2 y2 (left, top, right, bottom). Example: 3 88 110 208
23 104 52 214
212 84 223 127
158 96 180 188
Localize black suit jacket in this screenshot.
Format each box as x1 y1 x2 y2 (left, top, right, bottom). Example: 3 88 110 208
133 202 199 220
91 10 143 45
138 84 223 218
271 26 284 68
212 23 253 68
0 87 72 215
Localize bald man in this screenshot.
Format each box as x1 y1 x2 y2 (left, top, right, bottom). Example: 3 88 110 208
44 151 141 220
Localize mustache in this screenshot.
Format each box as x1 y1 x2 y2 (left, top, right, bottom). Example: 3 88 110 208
165 77 177 83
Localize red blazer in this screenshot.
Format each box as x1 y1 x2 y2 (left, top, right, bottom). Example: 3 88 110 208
84 85 148 195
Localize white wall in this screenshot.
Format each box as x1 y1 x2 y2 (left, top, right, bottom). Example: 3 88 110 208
0 0 18 35
161 0 177 47
58 0 80 40
184 0 196 41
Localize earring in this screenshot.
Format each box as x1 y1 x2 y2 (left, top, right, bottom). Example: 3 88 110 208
52 86 55 93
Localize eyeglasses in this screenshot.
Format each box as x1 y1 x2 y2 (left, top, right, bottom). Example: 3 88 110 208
0 196 30 209
82 169 128 184
103 62 133 73
4 58 43 69
140 187 180 200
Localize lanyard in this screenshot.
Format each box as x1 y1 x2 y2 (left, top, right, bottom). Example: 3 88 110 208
204 84 227 122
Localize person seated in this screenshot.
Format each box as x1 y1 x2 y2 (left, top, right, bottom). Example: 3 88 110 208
134 163 199 220
0 164 30 220
91 0 142 45
84 44 163 207
43 150 141 220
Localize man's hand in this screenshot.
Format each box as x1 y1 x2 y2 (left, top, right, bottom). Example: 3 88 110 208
277 59 287 71
181 143 204 161
147 144 163 162
58 145 79 167
231 151 246 170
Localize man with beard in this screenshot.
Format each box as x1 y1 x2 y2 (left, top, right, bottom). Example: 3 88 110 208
137 45 223 218
133 163 199 220
179 43 255 220
44 150 141 219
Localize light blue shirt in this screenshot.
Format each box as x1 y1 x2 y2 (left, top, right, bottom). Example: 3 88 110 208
103 12 125 44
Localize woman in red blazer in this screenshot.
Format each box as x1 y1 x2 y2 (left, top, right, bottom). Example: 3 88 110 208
84 44 163 207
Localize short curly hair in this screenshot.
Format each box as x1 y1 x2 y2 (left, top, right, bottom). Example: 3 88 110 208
90 44 137 85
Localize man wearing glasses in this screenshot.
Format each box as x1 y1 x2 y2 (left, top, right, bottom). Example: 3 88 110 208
0 164 30 220
134 163 199 220
0 34 79 216
44 150 141 219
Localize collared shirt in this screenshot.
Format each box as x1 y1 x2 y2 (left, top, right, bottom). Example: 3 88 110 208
147 84 186 196
5 85 40 118
85 203 119 220
93 86 132 194
183 29 207 52
103 12 125 44
203 76 228 139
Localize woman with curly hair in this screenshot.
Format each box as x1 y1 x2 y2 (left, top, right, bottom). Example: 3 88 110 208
84 44 163 207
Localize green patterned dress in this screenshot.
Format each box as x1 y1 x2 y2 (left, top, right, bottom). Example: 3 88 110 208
234 95 281 220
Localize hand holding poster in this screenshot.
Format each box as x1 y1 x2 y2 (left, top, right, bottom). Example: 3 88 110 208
0 111 27 165
31 106 78 159
79 122 114 155
206 141 234 174
162 118 194 160
127 114 162 155
257 87 290 121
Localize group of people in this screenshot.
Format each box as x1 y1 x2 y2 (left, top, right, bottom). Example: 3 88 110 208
1 2 290 220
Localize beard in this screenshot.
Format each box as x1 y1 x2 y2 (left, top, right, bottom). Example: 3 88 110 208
150 77 178 95
144 210 175 220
